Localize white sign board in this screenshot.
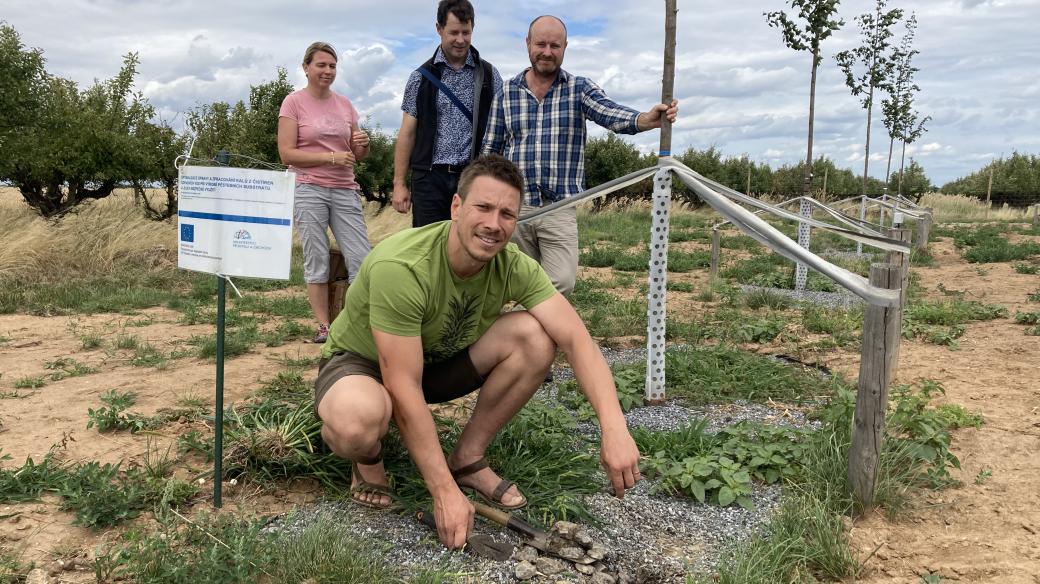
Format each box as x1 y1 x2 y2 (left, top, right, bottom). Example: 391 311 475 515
177 166 296 280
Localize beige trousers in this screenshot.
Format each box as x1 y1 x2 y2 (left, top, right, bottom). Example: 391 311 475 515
512 205 579 296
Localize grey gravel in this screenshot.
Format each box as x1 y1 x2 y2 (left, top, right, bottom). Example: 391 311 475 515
266 344 815 582
739 283 863 309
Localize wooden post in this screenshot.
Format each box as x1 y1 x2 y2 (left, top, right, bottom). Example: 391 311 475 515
849 263 904 512
887 228 912 308
915 209 933 252
658 0 677 157
328 248 350 319
746 166 752 195
822 167 829 199
1032 204 1038 227
710 227 721 280
986 168 993 206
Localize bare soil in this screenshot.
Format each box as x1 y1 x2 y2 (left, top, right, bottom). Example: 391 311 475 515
1 234 1039 582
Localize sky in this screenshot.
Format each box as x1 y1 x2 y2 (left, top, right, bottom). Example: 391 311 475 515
3 0 1037 186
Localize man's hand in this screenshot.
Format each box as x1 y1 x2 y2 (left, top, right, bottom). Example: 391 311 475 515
351 130 370 150
432 485 475 549
601 426 642 498
392 183 412 214
637 99 680 131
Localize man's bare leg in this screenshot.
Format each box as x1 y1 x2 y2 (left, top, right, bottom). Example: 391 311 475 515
318 375 394 507
448 311 555 506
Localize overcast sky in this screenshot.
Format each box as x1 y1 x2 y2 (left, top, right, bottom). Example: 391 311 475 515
4 0 1037 186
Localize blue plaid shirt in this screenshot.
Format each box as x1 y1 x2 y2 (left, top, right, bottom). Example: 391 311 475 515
481 68 640 206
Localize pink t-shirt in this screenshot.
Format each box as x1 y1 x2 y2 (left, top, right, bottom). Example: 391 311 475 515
279 89 361 189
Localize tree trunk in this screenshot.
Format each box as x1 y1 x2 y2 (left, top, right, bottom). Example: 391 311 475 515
897 140 907 196
804 49 819 199
862 84 875 197
885 135 895 195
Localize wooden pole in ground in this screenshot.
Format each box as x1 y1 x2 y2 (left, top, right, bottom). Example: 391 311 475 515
849 263 904 512
822 167 829 199
658 0 677 158
986 168 994 219
1032 204 1038 227
710 227 721 280
747 166 752 195
887 228 912 308
915 208 933 253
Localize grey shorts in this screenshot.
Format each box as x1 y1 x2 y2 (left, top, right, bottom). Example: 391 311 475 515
294 183 371 284
314 350 485 419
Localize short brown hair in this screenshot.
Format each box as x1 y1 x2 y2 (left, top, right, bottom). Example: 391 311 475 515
458 155 524 202
437 0 474 27
303 42 337 65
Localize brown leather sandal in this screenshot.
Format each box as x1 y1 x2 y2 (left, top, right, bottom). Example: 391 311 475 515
350 450 396 510
450 457 528 510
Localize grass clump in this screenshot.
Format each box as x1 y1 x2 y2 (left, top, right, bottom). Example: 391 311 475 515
1013 262 1039 274
44 357 97 381
903 298 1007 349
13 376 46 390
801 305 862 347
743 289 793 311
93 512 453 584
570 279 647 338
670 309 788 345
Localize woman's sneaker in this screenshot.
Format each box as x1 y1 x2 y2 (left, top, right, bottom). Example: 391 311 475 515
313 323 330 344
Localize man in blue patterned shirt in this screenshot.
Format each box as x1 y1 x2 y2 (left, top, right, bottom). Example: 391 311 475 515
392 0 503 227
482 15 678 296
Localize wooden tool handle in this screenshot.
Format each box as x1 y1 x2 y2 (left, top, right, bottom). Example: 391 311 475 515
472 501 510 526
473 501 544 541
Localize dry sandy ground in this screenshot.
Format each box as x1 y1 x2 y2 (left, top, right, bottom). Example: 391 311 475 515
1 235 1039 582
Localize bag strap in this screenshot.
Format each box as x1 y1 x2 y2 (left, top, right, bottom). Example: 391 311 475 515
471 59 485 160
416 66 473 121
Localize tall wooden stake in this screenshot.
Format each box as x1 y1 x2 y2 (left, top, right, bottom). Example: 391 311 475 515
849 264 903 511
659 0 677 157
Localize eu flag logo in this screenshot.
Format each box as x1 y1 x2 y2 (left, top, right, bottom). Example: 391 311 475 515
180 223 195 242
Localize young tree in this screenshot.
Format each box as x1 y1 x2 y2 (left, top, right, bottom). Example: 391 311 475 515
764 0 844 199
896 110 929 197
354 122 395 206
835 0 903 196
185 68 293 164
2 48 158 217
881 13 919 197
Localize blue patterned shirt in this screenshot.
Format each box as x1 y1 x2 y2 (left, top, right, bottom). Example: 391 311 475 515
481 68 641 206
402 47 503 166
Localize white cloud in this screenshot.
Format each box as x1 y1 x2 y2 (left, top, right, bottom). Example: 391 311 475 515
3 0 1038 185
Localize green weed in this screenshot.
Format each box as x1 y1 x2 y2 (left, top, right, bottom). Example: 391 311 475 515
1013 263 1039 274
1014 311 1040 325
44 357 97 381
13 376 46 389
80 331 103 349
87 390 147 433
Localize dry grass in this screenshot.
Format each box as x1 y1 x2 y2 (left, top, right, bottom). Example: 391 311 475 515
920 192 1033 223
0 187 410 283
0 188 177 281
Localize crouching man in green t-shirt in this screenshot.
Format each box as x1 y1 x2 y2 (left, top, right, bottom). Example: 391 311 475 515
314 154 641 550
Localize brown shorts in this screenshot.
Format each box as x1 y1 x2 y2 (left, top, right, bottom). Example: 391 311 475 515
314 350 485 419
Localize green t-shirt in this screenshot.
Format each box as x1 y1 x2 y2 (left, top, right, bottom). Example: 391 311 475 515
322 221 557 364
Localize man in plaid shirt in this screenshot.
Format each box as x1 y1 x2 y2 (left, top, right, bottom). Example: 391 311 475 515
482 15 678 296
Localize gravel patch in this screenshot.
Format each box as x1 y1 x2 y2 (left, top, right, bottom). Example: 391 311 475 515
739 283 863 309
266 344 823 582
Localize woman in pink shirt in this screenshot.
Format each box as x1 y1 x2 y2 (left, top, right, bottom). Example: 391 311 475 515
278 42 372 343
